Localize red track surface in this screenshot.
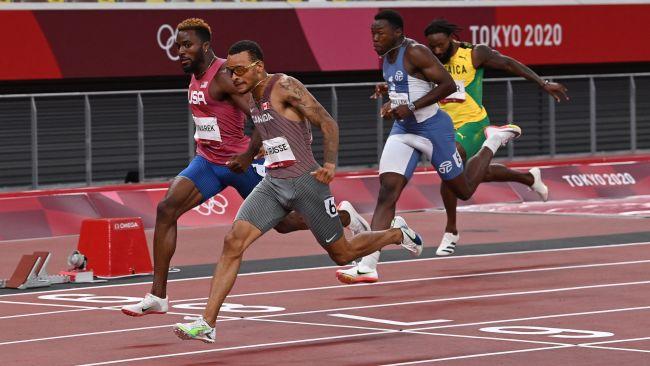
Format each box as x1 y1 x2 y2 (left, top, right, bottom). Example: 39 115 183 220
2 237 650 365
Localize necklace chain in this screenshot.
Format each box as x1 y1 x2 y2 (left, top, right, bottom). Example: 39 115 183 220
381 37 407 58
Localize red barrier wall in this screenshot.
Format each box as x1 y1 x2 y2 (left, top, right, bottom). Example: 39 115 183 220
1 4 650 80
1 157 648 241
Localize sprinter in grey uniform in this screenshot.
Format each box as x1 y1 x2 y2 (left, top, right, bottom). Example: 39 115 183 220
173 40 424 343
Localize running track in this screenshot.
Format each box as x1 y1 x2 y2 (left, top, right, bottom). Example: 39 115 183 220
2 212 650 364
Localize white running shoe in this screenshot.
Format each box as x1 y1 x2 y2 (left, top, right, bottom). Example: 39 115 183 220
338 200 370 235
529 167 549 201
436 232 460 256
173 317 216 343
336 266 379 284
484 124 522 146
121 293 168 317
391 216 423 257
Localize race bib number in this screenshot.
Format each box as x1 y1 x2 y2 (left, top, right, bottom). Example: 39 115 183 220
440 80 466 103
193 116 221 142
389 91 410 109
263 136 296 169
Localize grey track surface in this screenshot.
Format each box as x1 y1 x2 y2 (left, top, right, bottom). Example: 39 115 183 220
1 230 648 295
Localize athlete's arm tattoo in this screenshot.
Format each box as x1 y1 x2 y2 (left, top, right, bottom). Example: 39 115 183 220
474 45 545 87
278 76 339 166
406 44 456 109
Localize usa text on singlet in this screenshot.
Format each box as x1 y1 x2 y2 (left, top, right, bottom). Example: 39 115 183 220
188 58 250 165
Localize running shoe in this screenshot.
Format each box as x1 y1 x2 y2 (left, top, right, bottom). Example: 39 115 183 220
484 124 522 146
436 232 460 256
338 200 370 235
529 167 549 201
121 293 168 317
336 266 379 284
173 317 216 343
392 216 423 257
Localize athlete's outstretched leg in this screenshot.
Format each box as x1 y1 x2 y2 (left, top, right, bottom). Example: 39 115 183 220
151 177 204 298
484 164 533 185
122 175 205 317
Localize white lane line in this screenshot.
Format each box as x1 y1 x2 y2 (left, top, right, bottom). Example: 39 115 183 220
73 322 580 365
247 318 573 348
380 345 573 365
405 330 571 346
580 336 650 346
1 241 648 299
0 308 93 320
411 306 650 333
171 258 650 302
2 287 649 347
329 314 452 326
3 256 647 321
0 324 173 347
76 330 397 366
0 300 96 309
579 345 650 354
245 280 650 321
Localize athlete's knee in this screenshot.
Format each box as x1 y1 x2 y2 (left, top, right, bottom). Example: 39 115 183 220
377 184 401 206
222 231 246 260
156 198 181 222
446 182 471 201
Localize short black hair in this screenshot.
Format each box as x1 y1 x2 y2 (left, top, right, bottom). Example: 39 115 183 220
228 40 264 62
424 18 461 37
374 9 403 30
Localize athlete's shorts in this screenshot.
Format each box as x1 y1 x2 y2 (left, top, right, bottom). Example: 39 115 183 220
455 116 490 159
379 110 463 181
178 155 265 202
235 170 344 246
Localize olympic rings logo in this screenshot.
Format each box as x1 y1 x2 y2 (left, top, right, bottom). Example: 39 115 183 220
193 194 229 216
157 24 179 61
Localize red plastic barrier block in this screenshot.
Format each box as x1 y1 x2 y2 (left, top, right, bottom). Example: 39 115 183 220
77 218 152 277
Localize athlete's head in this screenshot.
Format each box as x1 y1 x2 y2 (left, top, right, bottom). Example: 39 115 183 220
226 40 265 94
175 18 212 74
371 10 404 56
424 18 461 64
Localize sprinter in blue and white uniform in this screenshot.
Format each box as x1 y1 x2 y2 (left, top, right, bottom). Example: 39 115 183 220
336 10 523 284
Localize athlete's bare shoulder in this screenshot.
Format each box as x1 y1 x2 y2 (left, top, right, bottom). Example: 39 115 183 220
275 73 308 103
404 40 437 63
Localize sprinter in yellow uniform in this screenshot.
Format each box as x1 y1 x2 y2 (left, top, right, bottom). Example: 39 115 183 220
425 18 568 256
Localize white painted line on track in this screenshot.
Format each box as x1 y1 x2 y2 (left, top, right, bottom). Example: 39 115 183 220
578 345 650 354
0 300 95 309
411 306 650 332
380 345 573 365
580 336 650 346
0 241 648 299
171 258 650 303
405 330 571 347
0 308 93 320
0 324 174 347
76 330 398 366
244 280 650 321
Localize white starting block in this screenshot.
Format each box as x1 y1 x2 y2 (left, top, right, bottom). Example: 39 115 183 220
1 251 70 290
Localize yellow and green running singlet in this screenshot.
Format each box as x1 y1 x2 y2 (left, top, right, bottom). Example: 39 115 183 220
439 43 490 158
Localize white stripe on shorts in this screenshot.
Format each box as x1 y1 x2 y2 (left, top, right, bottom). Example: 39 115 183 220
379 133 433 176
